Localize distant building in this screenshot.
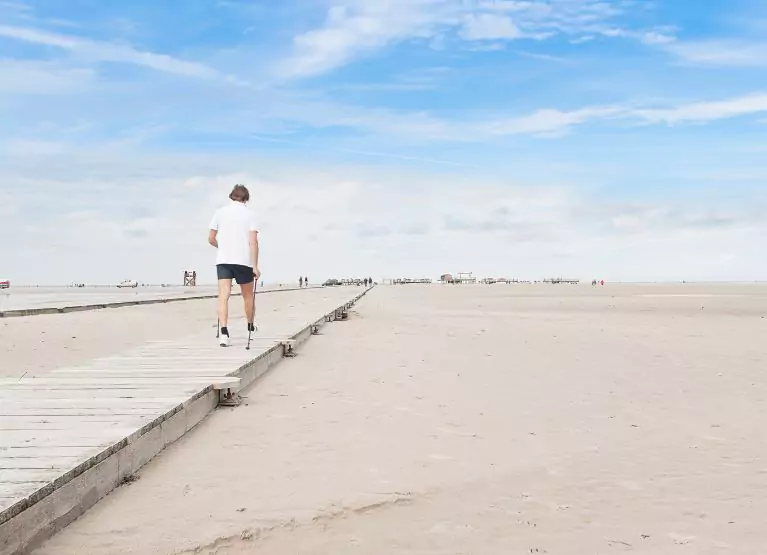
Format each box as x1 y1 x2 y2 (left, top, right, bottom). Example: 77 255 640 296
393 278 432 284
544 277 580 284
455 272 477 284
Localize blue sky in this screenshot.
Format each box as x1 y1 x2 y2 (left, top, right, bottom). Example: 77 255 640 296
1 0 766 284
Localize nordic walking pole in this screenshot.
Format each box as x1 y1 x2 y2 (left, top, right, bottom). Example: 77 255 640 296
246 278 257 350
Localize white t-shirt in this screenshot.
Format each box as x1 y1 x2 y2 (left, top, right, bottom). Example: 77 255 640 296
209 201 259 267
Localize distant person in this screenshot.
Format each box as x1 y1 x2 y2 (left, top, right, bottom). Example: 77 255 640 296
304 276 309 288
368 276 372 286
208 184 260 347
600 280 605 287
299 276 303 288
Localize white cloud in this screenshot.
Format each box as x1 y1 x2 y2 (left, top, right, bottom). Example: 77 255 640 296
478 0 540 12
570 35 595 44
460 13 523 40
2 138 71 156
0 25 226 79
600 27 676 45
1 151 764 284
666 39 767 67
0 60 95 94
466 41 506 51
280 0 656 78
635 93 767 125
639 31 676 45
0 0 31 15
281 1 455 78
283 91 767 139
479 106 623 137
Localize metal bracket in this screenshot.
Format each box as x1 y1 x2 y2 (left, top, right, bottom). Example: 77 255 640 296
218 389 241 407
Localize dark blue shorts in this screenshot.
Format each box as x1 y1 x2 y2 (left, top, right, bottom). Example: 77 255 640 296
216 264 254 285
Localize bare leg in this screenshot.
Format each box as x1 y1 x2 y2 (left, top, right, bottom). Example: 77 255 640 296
218 279 232 328
240 280 255 324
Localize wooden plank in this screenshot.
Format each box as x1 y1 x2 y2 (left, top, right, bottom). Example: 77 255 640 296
0 468 73 483
0 398 184 407
0 387 202 399
0 417 149 431
0 446 107 458
74 362 253 370
98 354 261 361
1 498 21 513
59 363 245 370
0 482 49 501
1 377 242 387
1 416 152 424
0 408 163 417
0 428 136 442
0 456 87 470
123 346 279 357
1 438 127 449
52 367 234 373
130 340 281 348
51 370 234 377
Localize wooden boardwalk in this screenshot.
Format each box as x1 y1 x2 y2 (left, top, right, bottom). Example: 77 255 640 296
0 284 316 318
0 286 370 555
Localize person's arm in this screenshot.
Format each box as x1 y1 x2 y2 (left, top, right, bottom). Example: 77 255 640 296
250 231 260 278
208 210 219 248
249 211 260 278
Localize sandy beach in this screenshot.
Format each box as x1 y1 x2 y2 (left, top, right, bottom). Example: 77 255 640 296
22 283 767 554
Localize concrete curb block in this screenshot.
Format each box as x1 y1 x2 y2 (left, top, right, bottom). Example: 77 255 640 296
0 286 324 319
0 287 373 555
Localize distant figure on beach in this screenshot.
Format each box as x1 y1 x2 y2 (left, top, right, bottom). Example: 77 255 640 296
299 276 304 288
304 276 308 287
208 184 260 347
601 280 605 287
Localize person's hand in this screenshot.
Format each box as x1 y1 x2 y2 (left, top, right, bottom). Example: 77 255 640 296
253 267 262 280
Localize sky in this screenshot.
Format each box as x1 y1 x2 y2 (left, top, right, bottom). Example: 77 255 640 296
1 0 766 284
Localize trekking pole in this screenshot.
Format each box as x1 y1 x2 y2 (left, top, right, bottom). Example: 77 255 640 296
246 279 257 350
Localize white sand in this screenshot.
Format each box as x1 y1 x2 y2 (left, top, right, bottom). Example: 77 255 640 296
29 283 767 554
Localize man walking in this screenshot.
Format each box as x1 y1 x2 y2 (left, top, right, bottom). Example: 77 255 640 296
208 184 260 347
